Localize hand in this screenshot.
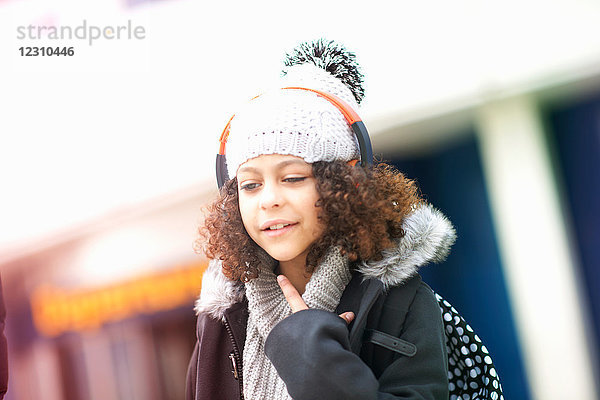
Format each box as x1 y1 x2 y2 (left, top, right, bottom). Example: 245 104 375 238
277 275 355 324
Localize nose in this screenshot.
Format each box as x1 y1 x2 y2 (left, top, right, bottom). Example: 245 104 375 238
259 181 282 209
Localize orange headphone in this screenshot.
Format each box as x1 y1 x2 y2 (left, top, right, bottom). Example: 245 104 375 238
216 87 373 188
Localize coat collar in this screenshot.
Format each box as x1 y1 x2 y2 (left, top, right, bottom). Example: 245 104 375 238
195 203 456 321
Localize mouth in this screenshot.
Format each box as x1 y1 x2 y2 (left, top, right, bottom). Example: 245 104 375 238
266 223 291 230
261 222 297 237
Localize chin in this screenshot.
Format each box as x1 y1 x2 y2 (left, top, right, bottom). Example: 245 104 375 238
267 251 297 262
262 247 302 263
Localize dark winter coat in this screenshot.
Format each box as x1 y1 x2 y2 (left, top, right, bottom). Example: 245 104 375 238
186 204 456 400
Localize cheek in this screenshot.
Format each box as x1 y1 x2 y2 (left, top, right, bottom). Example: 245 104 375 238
305 193 324 232
238 197 254 232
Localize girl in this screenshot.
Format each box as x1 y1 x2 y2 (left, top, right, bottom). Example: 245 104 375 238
186 39 456 400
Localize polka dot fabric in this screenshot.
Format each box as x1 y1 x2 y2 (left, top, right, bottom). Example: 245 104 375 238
434 293 505 400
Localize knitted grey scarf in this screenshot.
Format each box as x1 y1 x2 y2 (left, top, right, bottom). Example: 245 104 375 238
243 247 352 400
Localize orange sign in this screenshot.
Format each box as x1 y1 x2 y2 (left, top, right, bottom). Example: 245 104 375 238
30 262 207 337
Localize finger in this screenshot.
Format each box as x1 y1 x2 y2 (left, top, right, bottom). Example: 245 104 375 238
339 311 355 324
277 275 309 313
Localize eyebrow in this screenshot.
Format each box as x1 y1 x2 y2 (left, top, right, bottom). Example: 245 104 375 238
237 159 310 175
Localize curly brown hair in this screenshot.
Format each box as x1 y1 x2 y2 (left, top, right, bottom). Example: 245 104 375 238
196 161 422 282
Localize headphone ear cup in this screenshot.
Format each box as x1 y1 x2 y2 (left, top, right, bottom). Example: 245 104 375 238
216 154 229 189
350 121 373 168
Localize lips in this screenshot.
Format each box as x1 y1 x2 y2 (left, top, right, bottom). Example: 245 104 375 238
260 220 296 231
260 220 298 238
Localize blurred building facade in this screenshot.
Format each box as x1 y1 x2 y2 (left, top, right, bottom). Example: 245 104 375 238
1 188 213 400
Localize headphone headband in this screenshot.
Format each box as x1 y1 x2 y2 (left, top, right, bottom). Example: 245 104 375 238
216 87 373 188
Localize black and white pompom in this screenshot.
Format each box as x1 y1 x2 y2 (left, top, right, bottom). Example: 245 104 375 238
282 39 365 104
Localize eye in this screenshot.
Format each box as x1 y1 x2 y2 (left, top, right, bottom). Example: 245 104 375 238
283 177 306 183
240 183 260 191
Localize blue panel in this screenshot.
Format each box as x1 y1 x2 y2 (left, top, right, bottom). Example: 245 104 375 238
546 94 600 384
389 134 530 400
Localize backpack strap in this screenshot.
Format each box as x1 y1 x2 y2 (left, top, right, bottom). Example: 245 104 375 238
363 329 417 357
358 274 421 374
434 292 505 400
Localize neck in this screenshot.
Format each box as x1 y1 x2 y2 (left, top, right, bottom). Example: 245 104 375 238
277 257 312 295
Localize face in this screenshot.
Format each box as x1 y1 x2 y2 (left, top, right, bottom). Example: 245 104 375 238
236 154 324 266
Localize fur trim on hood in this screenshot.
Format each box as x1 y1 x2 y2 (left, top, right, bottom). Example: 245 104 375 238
195 203 456 321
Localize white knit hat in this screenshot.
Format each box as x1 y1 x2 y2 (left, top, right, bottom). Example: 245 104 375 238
225 39 366 178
